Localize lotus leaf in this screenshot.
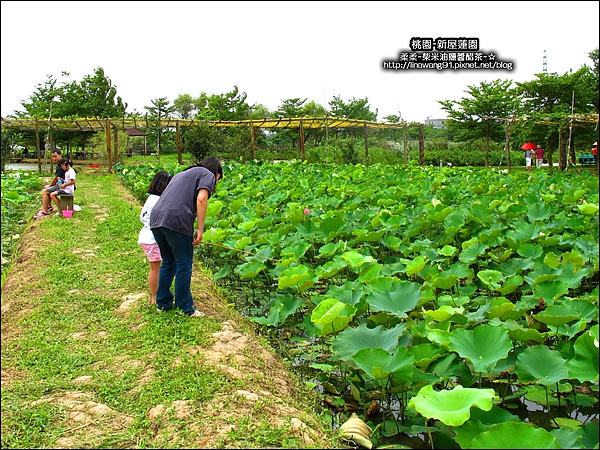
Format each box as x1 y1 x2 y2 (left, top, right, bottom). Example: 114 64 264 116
424 305 465 322
315 258 347 279
527 203 553 222
277 264 317 292
250 294 302 327
533 303 585 328
234 260 266 280
566 325 599 383
408 384 496 427
467 421 561 448
532 280 571 305
364 280 421 318
311 298 356 336
340 250 375 267
453 406 520 448
577 201 599 215
459 241 488 264
351 346 414 382
448 325 512 374
409 343 446 369
516 345 569 385
332 323 406 360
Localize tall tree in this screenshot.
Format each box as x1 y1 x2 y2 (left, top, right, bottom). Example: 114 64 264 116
173 94 195 119
145 97 175 156
328 95 378 121
517 64 598 168
439 79 517 167
197 85 251 121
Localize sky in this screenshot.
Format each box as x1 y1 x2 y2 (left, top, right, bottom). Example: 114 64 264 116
1 1 598 123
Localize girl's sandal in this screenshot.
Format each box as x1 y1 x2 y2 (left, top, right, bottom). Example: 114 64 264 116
190 310 205 318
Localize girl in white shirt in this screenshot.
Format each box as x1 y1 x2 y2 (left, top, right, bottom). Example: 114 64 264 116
137 170 172 305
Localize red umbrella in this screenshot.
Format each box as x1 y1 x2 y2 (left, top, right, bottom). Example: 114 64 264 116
521 142 537 150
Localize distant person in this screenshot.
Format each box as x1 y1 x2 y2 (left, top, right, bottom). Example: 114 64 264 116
524 148 533 171
49 158 76 214
138 170 172 305
150 156 223 317
592 142 598 164
35 149 65 218
534 144 545 168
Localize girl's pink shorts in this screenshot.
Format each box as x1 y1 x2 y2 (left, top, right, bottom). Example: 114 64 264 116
140 243 162 262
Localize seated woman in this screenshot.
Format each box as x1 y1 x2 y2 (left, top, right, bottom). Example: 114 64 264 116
49 158 76 214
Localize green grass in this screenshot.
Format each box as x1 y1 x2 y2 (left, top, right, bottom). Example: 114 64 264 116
1 169 338 449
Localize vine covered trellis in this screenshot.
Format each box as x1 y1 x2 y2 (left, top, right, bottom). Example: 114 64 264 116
2 113 598 172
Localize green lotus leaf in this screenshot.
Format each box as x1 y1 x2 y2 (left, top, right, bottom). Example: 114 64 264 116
562 251 587 270
557 263 593 290
577 202 599 215
408 343 446 370
448 325 512 374
550 426 585 450
234 260 266 280
317 240 346 257
280 240 311 260
319 217 345 238
429 272 459 290
543 252 562 269
352 229 386 242
315 258 347 279
407 384 496 427
516 345 569 385
351 346 414 382
233 236 253 249
381 234 402 251
506 222 543 242
365 280 421 318
477 269 504 288
566 325 599 383
486 299 520 320
310 298 357 336
406 255 428 276
517 243 543 259
357 262 382 282
250 294 302 327
533 303 582 328
332 323 407 360
453 406 520 448
467 421 561 449
322 280 365 306
502 320 547 343
438 245 457 257
532 280 571 304
459 241 488 264
424 305 465 322
497 275 524 295
277 264 317 292
340 250 375 268
527 203 552 222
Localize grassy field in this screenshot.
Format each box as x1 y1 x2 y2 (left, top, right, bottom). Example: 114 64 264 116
0 168 339 449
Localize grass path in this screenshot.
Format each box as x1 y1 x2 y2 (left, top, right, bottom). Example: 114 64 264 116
1 170 338 449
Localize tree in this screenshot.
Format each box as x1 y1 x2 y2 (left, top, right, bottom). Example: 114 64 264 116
173 94 196 119
439 79 517 167
516 64 598 169
328 95 378 121
145 97 175 157
196 85 251 121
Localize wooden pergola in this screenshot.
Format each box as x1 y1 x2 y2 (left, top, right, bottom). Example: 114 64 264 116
1 116 421 172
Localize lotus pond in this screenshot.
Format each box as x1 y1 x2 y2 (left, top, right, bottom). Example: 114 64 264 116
117 160 598 449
